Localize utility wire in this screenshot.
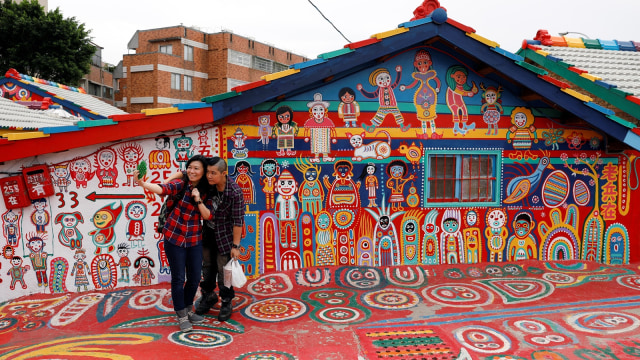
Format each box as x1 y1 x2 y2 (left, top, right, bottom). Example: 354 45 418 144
306 0 351 43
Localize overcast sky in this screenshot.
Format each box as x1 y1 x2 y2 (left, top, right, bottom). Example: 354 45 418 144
48 0 638 66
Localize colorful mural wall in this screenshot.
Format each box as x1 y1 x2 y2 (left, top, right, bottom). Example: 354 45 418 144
1 45 638 303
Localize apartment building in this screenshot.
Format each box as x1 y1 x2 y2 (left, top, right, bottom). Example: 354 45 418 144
79 43 116 105
114 26 308 113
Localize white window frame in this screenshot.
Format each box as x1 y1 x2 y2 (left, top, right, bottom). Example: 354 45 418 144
159 45 172 54
184 75 192 92
228 49 251 68
171 73 180 90
184 45 194 61
253 56 272 72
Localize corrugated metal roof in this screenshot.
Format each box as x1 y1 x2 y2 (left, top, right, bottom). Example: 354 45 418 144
0 97 79 130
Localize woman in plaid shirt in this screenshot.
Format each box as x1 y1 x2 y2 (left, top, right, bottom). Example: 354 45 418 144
134 154 213 332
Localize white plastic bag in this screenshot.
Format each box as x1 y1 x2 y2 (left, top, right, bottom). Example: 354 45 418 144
223 258 247 288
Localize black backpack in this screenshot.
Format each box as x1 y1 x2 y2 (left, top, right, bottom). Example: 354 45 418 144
156 181 188 233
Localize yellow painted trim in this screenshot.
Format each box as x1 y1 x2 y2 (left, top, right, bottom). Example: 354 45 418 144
371 27 409 40
6 131 49 140
261 68 300 82
561 88 593 102
564 37 586 48
141 107 183 116
581 73 602 82
535 49 550 57
466 32 499 48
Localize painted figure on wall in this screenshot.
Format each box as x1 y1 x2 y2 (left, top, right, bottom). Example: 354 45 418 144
260 158 280 210
358 66 410 132
173 131 194 171
70 248 90 291
345 130 392 162
7 256 29 290
116 243 131 283
54 211 84 250
88 202 123 255
401 210 424 265
257 115 272 148
275 170 299 249
421 209 439 264
445 65 478 135
304 93 337 163
51 164 71 193
149 134 171 170
463 209 481 263
400 49 441 139
358 163 379 207
117 142 144 187
294 157 324 215
365 198 404 266
230 160 256 205
324 160 361 265
124 201 146 248
69 156 95 189
272 105 299 156
30 198 49 233
314 210 334 266
133 249 155 286
2 209 21 247
440 209 464 264
479 84 503 135
94 147 118 188
506 107 538 155
230 127 249 159
25 232 49 287
386 159 415 211
485 208 508 262
337 87 360 128
507 210 537 261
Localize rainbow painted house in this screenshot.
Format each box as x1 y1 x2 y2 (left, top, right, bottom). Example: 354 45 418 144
1 2 639 303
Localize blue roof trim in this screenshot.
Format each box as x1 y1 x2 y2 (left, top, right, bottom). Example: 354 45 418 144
546 55 562 62
398 16 434 28
624 131 640 150
599 39 619 50
585 101 615 116
39 125 83 134
290 58 327 70
174 103 211 110
594 80 617 89
491 47 523 62
526 40 542 45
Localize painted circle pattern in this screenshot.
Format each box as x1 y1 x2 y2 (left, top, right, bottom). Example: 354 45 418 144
168 329 232 348
616 275 640 290
423 283 493 307
242 297 306 322
247 273 293 296
453 325 512 353
566 311 640 334
234 350 296 360
317 307 361 323
362 288 420 310
542 272 575 284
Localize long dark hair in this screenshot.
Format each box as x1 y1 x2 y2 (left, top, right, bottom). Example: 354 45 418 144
185 154 210 196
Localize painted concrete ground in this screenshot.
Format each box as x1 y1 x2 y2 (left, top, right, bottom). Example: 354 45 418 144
2 260 640 359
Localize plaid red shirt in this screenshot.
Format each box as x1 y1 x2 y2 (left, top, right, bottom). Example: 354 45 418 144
160 180 210 248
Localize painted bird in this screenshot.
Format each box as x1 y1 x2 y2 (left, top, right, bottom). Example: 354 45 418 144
504 157 554 204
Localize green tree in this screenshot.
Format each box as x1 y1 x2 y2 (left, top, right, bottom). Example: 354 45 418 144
0 0 95 85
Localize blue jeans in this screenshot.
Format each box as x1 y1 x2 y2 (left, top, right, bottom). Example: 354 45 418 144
163 239 203 311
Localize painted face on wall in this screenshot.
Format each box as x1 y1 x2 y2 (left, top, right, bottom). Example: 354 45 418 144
278 111 291 125
237 164 249 175
443 219 459 234
27 238 43 252
93 210 114 229
375 72 391 87
404 221 416 234
514 112 527 128
140 258 149 268
487 209 506 228
390 165 404 179
466 211 477 226
340 92 354 104
312 104 326 121
74 251 86 260
71 158 91 173
123 148 141 162
277 174 298 196
11 257 22 267
484 90 497 104
98 149 116 168
155 138 168 150
336 164 351 179
33 199 46 211
305 168 318 181
366 165 375 175
414 56 432 73
451 70 467 86
424 223 436 234
54 167 69 178
126 202 146 220
263 163 277 177
379 215 390 230
176 137 192 150
514 219 531 237
117 248 128 258
316 212 330 230
4 246 14 259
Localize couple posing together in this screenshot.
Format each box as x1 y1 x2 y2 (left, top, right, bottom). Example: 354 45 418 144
134 155 245 332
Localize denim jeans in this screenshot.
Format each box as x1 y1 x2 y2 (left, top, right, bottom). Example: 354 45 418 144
201 225 235 301
163 239 203 311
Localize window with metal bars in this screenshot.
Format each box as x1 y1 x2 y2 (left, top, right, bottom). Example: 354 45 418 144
426 152 498 204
